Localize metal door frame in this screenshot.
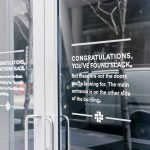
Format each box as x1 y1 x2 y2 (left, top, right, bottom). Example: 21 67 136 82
33 0 58 150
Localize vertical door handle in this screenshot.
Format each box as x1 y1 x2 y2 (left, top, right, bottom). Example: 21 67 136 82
45 116 54 150
25 115 41 150
61 115 70 150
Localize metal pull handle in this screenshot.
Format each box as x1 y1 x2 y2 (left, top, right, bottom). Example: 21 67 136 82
25 115 41 150
45 116 54 150
61 115 70 150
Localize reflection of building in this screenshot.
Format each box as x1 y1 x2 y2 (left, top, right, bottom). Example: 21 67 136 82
14 0 30 83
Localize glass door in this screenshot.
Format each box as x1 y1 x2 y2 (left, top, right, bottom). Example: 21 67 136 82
0 0 46 150
0 0 35 149
58 0 150 150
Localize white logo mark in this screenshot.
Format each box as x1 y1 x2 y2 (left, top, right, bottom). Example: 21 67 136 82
94 111 104 123
5 102 11 111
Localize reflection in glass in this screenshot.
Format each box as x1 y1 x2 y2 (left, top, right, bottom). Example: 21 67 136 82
59 0 150 150
13 0 34 150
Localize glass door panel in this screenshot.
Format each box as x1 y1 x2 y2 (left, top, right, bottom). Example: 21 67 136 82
59 0 150 150
0 0 34 149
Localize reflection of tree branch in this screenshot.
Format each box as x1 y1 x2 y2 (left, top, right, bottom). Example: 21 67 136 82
14 19 29 43
117 0 122 28
83 0 116 33
83 0 119 35
99 0 116 6
21 0 33 129
97 1 119 35
98 1 110 15
24 0 32 20
111 14 118 35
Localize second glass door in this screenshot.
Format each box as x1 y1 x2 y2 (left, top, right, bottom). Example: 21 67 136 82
59 0 150 150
